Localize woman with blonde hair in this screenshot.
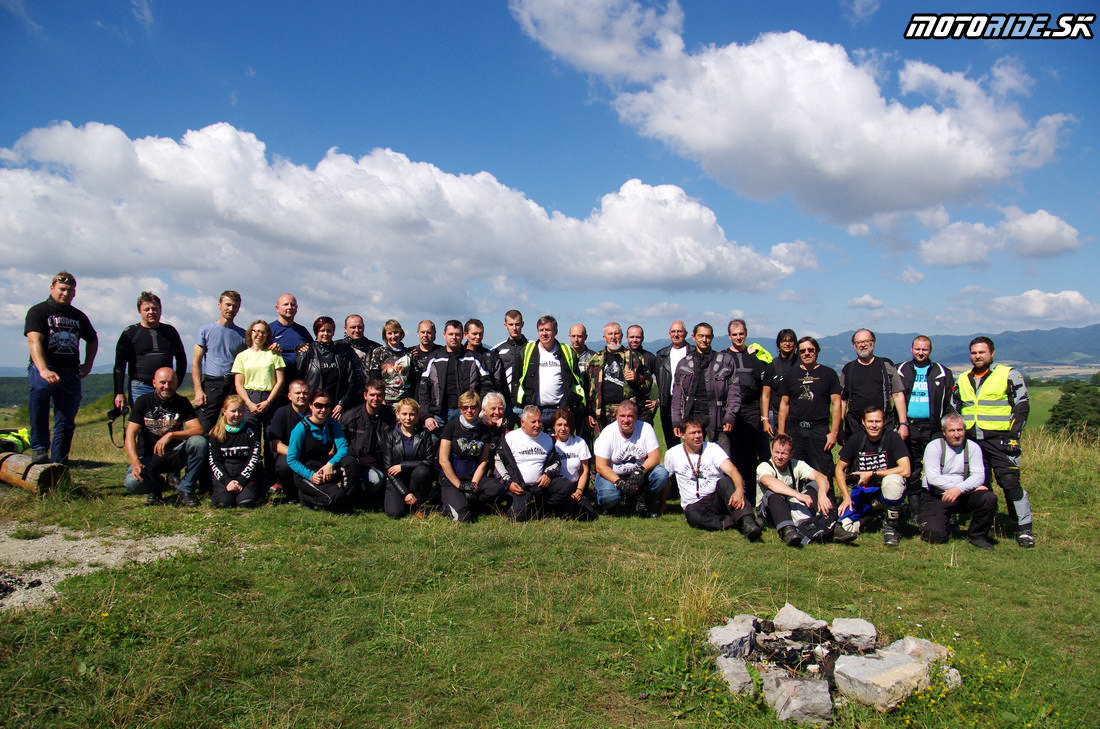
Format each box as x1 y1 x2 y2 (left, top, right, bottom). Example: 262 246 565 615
231 320 285 426
208 394 266 508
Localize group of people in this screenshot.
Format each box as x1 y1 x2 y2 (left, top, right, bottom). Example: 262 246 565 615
23 273 1034 547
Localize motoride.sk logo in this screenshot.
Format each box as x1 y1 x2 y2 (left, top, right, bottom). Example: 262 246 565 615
904 13 1094 38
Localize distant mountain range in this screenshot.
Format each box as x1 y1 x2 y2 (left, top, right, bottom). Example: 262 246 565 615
638 323 1100 375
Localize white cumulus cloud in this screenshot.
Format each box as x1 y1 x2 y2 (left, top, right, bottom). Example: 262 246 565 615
918 207 1079 266
847 294 884 310
511 0 1071 226
0 121 798 358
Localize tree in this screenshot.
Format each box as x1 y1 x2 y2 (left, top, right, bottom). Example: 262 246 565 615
1090 371 1100 387
1047 380 1100 437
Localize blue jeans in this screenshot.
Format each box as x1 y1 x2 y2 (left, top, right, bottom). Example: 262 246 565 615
593 465 669 509
129 380 154 404
124 435 207 495
28 365 82 463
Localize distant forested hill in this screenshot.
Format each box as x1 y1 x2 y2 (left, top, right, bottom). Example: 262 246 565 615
816 324 1100 371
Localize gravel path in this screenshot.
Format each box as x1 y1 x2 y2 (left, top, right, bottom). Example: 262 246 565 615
0 521 199 612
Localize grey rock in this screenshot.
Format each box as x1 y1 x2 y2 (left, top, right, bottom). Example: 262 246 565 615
881 636 953 664
707 618 756 657
760 666 789 706
831 617 877 651
833 652 931 712
939 665 963 691
774 603 828 631
716 655 756 696
770 676 834 726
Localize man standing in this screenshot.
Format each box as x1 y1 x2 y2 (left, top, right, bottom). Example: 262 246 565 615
517 315 586 427
113 291 186 411
954 336 1034 547
724 319 771 504
340 379 396 507
626 325 659 423
342 314 381 390
777 337 842 478
492 309 528 417
586 322 651 430
268 379 311 504
898 335 955 520
418 320 490 430
920 413 996 550
670 323 740 446
664 417 760 538
464 318 508 400
270 293 312 381
568 323 596 370
655 321 690 448
834 408 911 546
410 320 439 380
592 401 669 517
840 329 909 441
124 367 205 506
24 271 98 465
191 290 245 433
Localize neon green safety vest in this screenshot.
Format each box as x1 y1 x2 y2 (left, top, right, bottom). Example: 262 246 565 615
957 364 1012 432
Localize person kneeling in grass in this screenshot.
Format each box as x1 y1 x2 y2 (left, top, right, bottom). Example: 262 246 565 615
208 395 266 508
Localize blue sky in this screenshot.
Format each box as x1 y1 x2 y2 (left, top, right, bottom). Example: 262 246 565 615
1 0 1096 368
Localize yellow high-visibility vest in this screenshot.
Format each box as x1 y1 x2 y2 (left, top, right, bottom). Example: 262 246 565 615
957 364 1012 432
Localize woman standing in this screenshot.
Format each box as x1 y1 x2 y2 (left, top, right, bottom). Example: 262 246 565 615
231 320 286 426
296 316 358 419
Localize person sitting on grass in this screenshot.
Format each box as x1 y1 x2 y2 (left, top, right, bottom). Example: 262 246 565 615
663 417 760 538
437 390 506 522
124 367 206 507
208 395 265 508
920 413 997 551
833 407 911 546
381 398 436 519
286 389 360 512
757 434 838 547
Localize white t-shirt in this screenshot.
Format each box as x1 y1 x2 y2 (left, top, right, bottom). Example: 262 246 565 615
669 345 689 393
755 458 819 509
504 429 555 484
664 442 730 507
538 345 564 406
593 421 660 477
553 434 591 482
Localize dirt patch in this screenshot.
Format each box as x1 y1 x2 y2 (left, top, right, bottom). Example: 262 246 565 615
0 521 199 612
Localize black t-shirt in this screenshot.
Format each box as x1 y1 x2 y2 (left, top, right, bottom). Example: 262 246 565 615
440 418 491 481
24 298 97 370
765 356 800 411
128 392 196 457
783 364 841 423
841 358 899 420
268 404 308 445
838 430 908 473
600 350 626 405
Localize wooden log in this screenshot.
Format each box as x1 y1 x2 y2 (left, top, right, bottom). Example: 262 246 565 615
0 453 68 495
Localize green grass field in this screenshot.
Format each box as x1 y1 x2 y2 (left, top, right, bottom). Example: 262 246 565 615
0 395 1097 728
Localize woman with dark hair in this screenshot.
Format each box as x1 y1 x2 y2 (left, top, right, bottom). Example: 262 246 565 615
286 389 361 512
551 406 597 520
381 397 436 519
761 328 799 436
296 316 358 419
231 320 286 426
